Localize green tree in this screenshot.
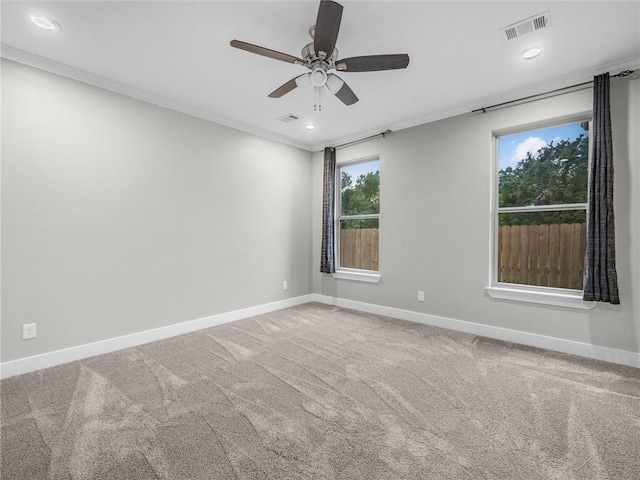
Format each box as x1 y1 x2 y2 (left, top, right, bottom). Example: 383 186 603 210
499 134 588 226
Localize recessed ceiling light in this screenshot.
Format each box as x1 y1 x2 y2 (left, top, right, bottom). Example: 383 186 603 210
522 47 542 59
30 14 60 30
305 124 317 130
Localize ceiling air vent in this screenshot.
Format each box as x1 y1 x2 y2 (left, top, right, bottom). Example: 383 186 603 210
501 11 550 40
278 113 300 123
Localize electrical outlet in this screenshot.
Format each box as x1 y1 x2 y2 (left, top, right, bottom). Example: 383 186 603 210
283 281 288 290
23 323 37 340
417 291 425 302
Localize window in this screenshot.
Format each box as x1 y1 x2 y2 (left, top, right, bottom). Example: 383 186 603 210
490 119 593 306
336 157 380 278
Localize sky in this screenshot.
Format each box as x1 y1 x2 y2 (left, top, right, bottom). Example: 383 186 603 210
341 159 379 188
498 122 587 171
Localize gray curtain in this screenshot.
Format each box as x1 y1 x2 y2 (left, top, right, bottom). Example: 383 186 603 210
320 147 336 273
583 73 620 304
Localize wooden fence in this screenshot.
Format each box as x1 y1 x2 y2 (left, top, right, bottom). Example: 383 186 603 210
498 223 587 290
340 228 379 271
339 223 586 289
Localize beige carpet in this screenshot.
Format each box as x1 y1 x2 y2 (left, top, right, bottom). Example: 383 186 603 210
1 303 639 479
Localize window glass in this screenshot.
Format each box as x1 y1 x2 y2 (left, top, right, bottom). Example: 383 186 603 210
497 211 587 289
340 160 380 215
338 159 380 272
496 121 589 290
339 219 379 271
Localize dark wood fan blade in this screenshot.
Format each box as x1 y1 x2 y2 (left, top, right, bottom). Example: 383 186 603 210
334 82 358 105
335 54 410 72
269 77 300 98
314 0 343 58
231 40 302 64
326 74 358 105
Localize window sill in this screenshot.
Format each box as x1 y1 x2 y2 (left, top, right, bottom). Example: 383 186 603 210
332 269 381 283
486 285 596 310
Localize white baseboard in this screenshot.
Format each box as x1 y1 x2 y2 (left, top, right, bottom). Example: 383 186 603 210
311 294 640 369
0 295 313 379
3 293 637 379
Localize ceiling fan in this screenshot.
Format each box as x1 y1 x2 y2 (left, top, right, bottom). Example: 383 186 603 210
230 0 410 109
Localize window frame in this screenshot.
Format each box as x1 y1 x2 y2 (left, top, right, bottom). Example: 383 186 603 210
333 154 381 283
487 114 596 309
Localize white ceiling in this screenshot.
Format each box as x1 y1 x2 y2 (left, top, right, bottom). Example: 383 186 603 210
2 1 639 151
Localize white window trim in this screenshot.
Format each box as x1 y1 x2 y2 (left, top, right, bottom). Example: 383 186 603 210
486 285 596 310
488 114 595 309
335 154 380 283
332 268 381 283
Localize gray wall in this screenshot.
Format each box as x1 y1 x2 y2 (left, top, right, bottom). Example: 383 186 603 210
312 80 640 354
2 59 312 362
3 57 638 364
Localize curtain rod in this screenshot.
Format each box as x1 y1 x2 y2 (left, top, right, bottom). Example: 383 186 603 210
472 69 635 114
334 129 392 150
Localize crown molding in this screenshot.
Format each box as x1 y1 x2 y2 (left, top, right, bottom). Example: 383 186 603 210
1 45 315 152
4 45 637 155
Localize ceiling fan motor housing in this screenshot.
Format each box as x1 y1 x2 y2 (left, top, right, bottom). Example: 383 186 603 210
302 42 338 65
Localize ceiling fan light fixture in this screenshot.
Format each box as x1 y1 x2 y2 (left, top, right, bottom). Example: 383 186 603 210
295 73 312 88
30 14 60 30
310 68 328 87
522 47 542 59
